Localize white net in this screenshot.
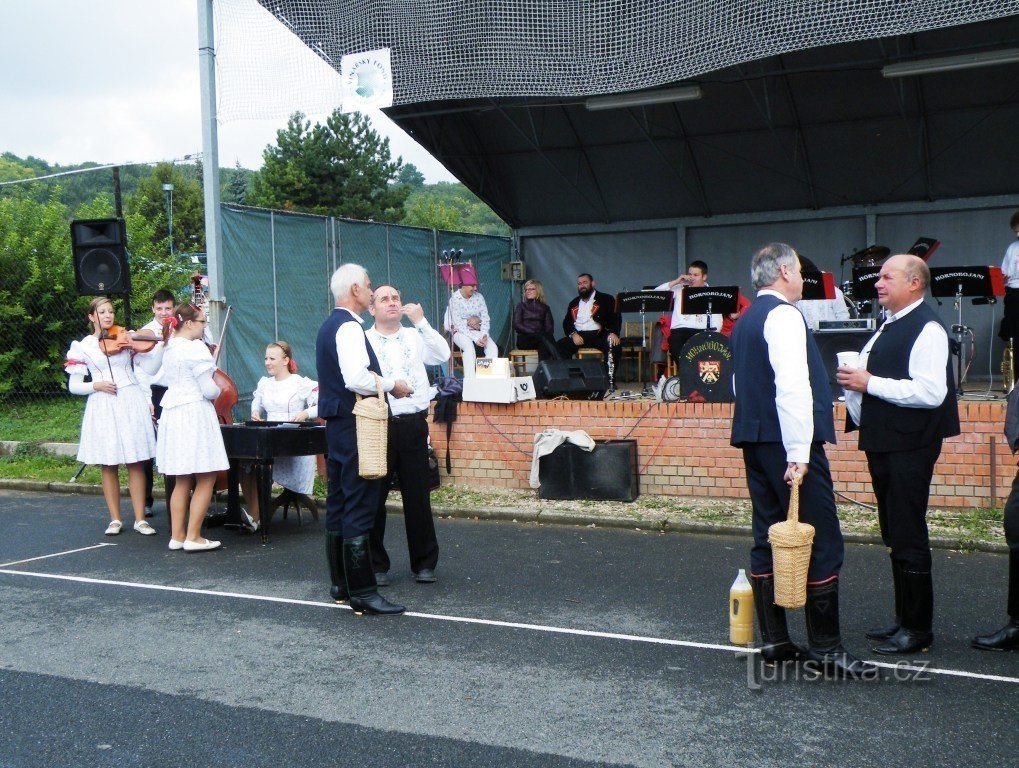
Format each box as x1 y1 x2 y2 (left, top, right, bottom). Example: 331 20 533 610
215 0 1019 120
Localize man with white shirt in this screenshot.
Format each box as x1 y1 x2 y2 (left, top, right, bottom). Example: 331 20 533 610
316 264 413 616
837 254 959 655
655 261 723 367
367 285 449 585
445 280 498 378
999 210 1019 388
555 273 621 373
136 289 176 517
731 242 875 678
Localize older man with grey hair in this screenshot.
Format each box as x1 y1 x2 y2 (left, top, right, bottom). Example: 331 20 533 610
316 263 412 616
731 242 875 678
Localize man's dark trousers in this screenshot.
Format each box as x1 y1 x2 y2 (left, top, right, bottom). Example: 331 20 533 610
325 417 381 538
743 441 844 581
370 411 439 574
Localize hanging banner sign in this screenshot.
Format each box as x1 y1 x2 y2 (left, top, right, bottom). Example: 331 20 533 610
340 47 394 112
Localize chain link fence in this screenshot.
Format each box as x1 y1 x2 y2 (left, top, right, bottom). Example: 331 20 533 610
2 206 513 445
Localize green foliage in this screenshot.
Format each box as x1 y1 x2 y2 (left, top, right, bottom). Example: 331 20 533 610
0 396 84 442
125 162 206 255
396 163 426 188
223 161 253 204
402 182 510 236
248 110 410 222
0 193 88 396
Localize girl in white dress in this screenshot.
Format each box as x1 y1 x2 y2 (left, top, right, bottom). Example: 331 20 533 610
156 303 230 552
64 297 161 536
239 340 318 530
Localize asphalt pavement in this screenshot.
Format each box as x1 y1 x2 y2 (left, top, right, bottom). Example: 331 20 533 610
0 488 1016 768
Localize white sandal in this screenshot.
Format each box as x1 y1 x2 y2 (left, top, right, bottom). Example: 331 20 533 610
104 520 123 536
133 520 157 536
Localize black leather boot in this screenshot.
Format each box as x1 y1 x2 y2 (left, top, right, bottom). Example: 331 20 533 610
751 575 805 664
804 579 880 679
343 534 405 616
865 557 902 640
971 619 1019 651
872 570 934 655
326 531 348 603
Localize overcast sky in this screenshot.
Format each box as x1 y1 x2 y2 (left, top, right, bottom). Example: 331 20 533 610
0 0 456 182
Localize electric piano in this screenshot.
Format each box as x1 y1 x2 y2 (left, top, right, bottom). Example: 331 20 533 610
221 421 327 543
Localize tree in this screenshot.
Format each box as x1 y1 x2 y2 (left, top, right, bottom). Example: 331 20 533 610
396 163 425 188
126 162 205 256
402 195 463 231
248 110 409 222
401 182 510 236
225 160 250 204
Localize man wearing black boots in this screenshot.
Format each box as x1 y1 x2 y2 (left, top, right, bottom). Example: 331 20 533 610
971 384 1019 651
731 243 875 678
316 264 413 616
838 254 960 656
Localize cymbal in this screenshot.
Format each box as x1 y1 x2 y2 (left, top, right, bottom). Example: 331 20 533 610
850 245 890 266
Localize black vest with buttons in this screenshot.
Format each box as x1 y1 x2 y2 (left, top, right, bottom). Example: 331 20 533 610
730 293 836 447
853 302 959 452
316 308 381 420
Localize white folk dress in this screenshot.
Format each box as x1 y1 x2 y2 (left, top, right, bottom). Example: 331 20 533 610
250 375 319 494
65 336 157 465
155 338 229 476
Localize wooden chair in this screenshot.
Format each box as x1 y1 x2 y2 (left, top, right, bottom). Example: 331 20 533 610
618 321 649 383
508 349 539 376
575 347 604 362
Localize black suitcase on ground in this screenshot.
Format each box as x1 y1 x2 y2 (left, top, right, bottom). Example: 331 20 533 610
538 440 639 501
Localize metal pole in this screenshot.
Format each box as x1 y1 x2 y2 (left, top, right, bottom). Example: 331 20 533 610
198 0 224 329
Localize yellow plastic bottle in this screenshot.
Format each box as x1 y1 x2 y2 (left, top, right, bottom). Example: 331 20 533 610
729 568 754 645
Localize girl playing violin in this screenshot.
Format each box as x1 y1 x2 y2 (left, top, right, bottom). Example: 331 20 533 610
64 297 162 536
239 341 318 531
155 303 230 552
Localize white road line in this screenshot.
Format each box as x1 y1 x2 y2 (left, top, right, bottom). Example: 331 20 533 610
1 567 1017 685
0 543 116 568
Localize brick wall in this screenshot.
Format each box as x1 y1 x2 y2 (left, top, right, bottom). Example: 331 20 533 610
429 400 1013 509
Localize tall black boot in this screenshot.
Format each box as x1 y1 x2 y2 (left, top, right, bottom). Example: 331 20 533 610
865 556 903 640
343 534 405 616
751 575 804 664
872 570 934 655
804 579 879 679
971 553 1019 651
326 531 348 603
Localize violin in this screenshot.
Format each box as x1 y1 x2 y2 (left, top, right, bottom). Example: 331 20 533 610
99 325 161 355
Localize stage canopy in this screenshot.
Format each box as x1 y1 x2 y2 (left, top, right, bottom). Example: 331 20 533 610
232 1 1019 228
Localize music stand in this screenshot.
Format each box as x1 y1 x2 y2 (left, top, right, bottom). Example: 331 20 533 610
851 266 882 301
907 238 940 262
929 265 1006 395
681 286 739 330
615 291 673 348
800 271 836 301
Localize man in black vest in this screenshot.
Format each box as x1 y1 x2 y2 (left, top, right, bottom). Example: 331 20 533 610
837 254 960 655
316 263 413 616
732 242 875 678
555 273 621 374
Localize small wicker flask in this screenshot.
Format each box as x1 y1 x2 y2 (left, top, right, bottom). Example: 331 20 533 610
352 374 389 480
767 474 815 609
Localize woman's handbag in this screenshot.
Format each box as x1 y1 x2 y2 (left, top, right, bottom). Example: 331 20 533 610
768 475 815 609
352 374 389 480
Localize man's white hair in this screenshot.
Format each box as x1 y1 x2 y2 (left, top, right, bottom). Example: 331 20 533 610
330 263 368 303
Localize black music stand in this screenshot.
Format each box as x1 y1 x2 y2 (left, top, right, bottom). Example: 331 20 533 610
681 286 739 330
929 266 1005 396
616 291 673 348
800 271 836 301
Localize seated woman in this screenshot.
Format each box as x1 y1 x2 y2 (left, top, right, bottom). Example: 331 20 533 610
239 341 318 531
512 279 560 361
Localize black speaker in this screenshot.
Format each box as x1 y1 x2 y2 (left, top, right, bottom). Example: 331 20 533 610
538 440 639 501
813 331 869 398
532 359 608 400
71 218 130 295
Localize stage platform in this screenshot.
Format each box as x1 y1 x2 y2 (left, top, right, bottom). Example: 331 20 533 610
430 395 1012 510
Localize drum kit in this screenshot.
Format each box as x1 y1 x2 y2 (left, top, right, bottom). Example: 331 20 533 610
838 244 890 318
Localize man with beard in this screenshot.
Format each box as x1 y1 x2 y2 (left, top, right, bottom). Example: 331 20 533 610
556 273 621 374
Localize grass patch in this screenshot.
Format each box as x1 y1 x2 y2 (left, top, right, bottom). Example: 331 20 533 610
0 453 103 484
1 396 84 443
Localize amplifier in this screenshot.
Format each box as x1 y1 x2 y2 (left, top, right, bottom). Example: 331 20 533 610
816 319 875 333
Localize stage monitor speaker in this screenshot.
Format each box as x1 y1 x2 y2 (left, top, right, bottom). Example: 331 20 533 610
532 358 608 400
813 331 869 398
71 218 130 295
538 440 639 501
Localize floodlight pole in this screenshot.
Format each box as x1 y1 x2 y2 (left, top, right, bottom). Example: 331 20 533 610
198 0 224 333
